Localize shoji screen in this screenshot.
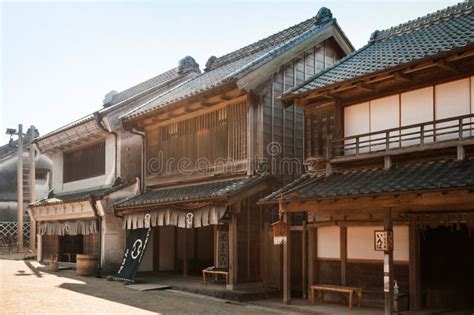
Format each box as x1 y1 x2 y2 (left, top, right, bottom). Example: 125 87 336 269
401 86 434 145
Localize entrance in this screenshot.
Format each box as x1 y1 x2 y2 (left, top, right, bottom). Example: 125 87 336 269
59 235 83 263
151 225 215 275
420 225 474 308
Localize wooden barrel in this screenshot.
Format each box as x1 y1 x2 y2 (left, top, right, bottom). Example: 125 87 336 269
76 254 98 276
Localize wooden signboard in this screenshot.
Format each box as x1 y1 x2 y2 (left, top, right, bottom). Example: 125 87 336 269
374 230 393 252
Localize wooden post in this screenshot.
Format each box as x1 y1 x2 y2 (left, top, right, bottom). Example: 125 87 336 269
409 223 422 311
302 221 307 299
307 227 316 298
384 208 394 315
29 126 36 252
17 124 24 252
283 213 291 304
36 233 42 262
340 226 347 286
183 228 188 276
227 212 238 290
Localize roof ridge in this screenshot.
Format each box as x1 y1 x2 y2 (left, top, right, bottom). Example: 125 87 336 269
107 66 179 105
205 16 317 70
371 1 474 42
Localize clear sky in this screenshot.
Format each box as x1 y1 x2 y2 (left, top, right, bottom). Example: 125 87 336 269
0 0 459 143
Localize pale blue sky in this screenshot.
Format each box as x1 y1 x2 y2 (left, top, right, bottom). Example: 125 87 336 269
0 0 458 143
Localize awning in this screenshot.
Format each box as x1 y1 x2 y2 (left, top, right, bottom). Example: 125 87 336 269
122 205 228 230
38 219 98 236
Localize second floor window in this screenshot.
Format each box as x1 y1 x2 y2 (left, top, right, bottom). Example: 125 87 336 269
63 142 106 183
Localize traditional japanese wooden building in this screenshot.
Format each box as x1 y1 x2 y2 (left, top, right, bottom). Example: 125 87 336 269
28 57 200 270
115 7 353 288
262 1 474 311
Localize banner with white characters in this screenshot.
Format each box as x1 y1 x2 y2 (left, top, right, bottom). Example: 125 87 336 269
113 223 152 281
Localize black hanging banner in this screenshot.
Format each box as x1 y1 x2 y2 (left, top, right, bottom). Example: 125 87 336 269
111 227 152 282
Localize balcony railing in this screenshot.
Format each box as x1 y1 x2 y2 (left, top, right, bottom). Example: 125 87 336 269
332 113 474 160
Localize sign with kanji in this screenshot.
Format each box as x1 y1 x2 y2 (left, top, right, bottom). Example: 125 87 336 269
217 230 228 268
374 230 393 252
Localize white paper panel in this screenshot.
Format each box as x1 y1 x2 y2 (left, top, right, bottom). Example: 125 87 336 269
317 226 340 259
435 78 470 140
370 95 400 151
344 102 370 154
347 226 409 262
401 87 434 145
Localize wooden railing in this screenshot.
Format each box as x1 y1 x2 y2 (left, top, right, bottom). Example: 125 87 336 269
331 113 474 160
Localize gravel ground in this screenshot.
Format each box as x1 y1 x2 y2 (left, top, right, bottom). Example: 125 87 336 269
0 258 285 315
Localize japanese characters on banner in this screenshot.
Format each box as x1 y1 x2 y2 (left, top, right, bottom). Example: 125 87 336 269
112 223 152 281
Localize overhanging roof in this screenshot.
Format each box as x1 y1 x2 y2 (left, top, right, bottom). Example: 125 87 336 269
262 158 474 203
115 174 274 210
283 1 474 100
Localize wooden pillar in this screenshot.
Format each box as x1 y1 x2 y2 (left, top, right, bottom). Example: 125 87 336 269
183 229 188 276
409 223 422 311
307 227 316 298
384 208 394 315
227 212 238 290
29 126 36 252
37 233 42 262
283 213 291 304
340 226 347 286
302 222 307 299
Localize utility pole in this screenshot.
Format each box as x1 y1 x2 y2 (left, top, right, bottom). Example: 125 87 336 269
29 126 36 252
17 124 24 252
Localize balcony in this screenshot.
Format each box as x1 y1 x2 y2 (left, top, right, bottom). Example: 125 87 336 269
331 113 474 162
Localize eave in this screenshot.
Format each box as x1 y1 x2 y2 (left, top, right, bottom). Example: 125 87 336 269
282 44 474 108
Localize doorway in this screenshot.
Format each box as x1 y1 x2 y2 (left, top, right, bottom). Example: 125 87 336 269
420 225 474 308
58 235 83 262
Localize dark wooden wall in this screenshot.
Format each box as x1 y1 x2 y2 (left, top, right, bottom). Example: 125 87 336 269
261 39 343 183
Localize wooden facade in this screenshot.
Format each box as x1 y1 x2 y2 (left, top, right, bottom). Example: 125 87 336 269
120 20 351 288
275 10 474 310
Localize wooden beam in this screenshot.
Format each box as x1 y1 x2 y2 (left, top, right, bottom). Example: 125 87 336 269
227 211 238 290
283 190 474 214
183 228 188 276
392 72 412 82
384 208 394 315
283 212 291 304
435 59 459 74
307 227 316 299
356 82 376 92
409 223 422 311
340 226 347 286
302 221 307 299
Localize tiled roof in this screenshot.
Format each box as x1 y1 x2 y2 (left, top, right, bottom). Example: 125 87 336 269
30 178 137 207
121 7 345 120
262 159 474 202
115 174 271 208
104 57 200 107
36 58 199 142
285 1 474 96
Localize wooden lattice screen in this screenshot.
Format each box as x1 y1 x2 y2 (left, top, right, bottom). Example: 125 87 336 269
147 102 248 176
63 142 106 183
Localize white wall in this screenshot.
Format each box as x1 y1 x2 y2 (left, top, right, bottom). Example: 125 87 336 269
347 226 409 262
317 226 340 259
54 134 116 194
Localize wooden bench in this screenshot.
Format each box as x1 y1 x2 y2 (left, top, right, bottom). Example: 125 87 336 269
310 284 363 309
202 267 229 285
